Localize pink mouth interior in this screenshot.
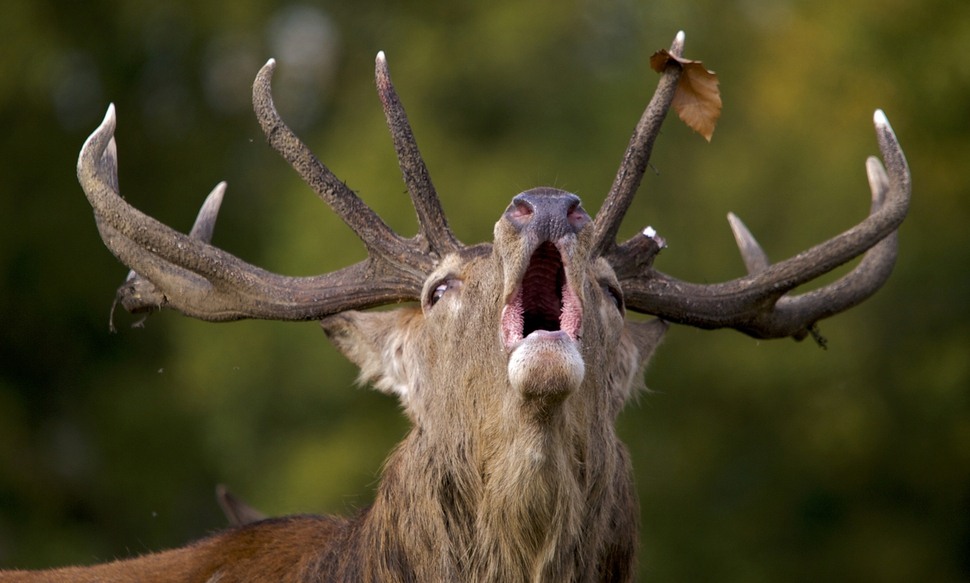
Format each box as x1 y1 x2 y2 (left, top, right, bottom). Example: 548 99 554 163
502 242 582 348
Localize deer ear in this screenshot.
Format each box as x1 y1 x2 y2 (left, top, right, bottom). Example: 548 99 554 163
624 318 668 372
606 318 669 406
320 308 423 401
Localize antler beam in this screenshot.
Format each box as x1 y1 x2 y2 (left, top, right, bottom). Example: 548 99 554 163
586 31 910 341
79 55 461 323
618 110 910 339
591 31 685 258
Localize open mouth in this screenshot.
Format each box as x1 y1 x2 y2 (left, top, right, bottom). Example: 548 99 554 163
501 241 583 349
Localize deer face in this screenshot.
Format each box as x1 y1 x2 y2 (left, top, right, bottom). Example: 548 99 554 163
321 188 665 432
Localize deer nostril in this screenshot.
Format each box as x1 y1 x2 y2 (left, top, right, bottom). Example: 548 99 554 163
504 197 536 229
504 188 588 238
511 199 534 218
567 202 590 231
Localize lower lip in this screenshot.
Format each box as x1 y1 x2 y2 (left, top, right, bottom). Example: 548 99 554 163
527 330 570 341
507 329 574 353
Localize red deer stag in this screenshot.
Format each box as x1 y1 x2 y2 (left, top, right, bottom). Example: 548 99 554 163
1 31 910 582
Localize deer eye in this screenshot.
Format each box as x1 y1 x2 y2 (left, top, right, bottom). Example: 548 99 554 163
431 283 448 305
426 277 460 308
604 283 624 312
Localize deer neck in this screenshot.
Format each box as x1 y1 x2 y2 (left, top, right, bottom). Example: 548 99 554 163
362 382 633 583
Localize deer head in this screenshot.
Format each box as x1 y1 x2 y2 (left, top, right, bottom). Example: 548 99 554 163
62 31 910 582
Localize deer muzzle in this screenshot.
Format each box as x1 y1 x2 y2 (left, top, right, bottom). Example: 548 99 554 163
499 188 590 400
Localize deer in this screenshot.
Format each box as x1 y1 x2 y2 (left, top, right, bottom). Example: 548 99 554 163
1 31 910 582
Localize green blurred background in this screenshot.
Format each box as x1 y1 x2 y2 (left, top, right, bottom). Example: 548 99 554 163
1 0 967 580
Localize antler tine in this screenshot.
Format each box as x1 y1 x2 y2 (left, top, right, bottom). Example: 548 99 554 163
621 110 911 340
375 51 461 256
590 30 685 258
79 103 428 322
252 59 435 273
763 155 899 335
188 181 227 242
113 181 226 320
727 212 771 275
718 155 898 340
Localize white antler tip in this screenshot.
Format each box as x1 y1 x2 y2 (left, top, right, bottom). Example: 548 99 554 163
873 109 889 128
670 31 686 56
642 226 667 248
79 103 118 168
95 103 117 135
872 109 900 145
376 50 386 63
264 58 277 69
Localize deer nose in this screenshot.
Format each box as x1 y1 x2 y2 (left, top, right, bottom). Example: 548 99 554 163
503 188 590 240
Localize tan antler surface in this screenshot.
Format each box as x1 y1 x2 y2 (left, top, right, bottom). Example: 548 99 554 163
78 54 462 323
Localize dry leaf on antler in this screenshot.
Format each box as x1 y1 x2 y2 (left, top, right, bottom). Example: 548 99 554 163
650 49 722 141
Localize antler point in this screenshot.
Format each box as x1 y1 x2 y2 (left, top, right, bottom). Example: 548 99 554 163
79 104 119 178
726 212 746 238
375 51 390 85
873 108 888 128
642 225 666 248
189 182 227 243
864 156 890 206
671 31 686 55
88 103 117 143
258 59 277 79
727 212 770 275
873 108 901 146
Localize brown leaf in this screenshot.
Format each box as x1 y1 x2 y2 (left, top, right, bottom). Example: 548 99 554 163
650 49 722 142
649 49 677 73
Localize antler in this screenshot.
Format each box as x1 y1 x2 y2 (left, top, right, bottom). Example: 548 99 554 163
591 31 685 258
78 53 460 323
599 31 911 340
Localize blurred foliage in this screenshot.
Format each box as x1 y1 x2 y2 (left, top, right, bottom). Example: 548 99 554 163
0 0 967 580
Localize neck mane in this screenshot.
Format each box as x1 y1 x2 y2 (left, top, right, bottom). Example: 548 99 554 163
352 395 638 583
